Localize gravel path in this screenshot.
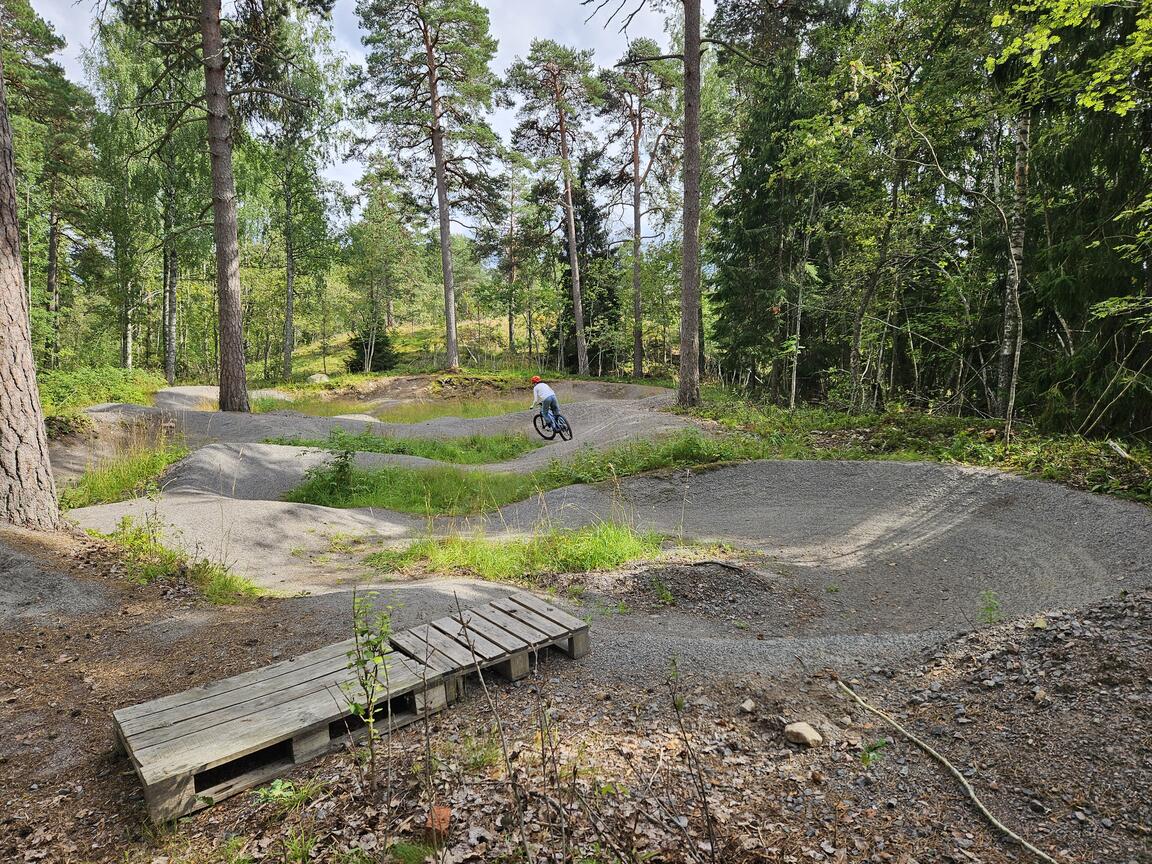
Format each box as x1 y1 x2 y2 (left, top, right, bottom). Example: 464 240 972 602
60 385 1152 680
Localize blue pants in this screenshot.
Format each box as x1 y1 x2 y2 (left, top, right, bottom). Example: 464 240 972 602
541 395 560 429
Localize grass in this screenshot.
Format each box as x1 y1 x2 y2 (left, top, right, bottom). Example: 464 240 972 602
251 394 370 416
285 429 769 515
98 514 261 604
388 842 437 864
266 429 540 465
39 366 167 437
364 522 663 583
59 441 188 510
374 394 529 423
688 393 1152 503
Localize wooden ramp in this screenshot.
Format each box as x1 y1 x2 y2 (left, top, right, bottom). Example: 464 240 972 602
114 592 589 822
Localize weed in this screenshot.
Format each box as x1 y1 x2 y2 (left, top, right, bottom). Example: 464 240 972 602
389 842 437 864
826 584 841 594
365 523 662 584
279 827 318 864
251 778 326 813
651 577 676 606
979 589 1003 625
459 730 502 773
98 514 260 604
860 739 887 768
59 441 188 509
342 591 395 790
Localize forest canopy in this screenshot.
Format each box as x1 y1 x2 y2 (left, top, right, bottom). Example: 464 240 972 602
2 0 1149 435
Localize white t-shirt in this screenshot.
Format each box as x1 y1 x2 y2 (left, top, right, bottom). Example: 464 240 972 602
532 382 557 405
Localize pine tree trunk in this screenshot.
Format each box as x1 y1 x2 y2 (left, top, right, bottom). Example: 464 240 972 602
556 86 589 376
282 164 295 381
201 0 249 411
424 27 459 371
632 126 644 378
0 59 60 530
507 186 516 353
678 0 702 407
997 111 1030 432
163 195 178 386
46 210 60 369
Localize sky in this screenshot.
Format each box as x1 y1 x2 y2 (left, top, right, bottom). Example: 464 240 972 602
28 0 712 198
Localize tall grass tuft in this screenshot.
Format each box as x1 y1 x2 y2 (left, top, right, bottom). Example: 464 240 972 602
98 515 260 604
60 441 189 510
365 522 662 583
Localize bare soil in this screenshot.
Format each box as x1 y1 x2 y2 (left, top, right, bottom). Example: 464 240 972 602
1 529 1148 863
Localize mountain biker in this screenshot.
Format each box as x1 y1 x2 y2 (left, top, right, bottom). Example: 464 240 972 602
530 376 560 430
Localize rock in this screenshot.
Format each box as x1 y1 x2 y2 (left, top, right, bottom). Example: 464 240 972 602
784 721 823 747
307 373 330 383
739 699 756 714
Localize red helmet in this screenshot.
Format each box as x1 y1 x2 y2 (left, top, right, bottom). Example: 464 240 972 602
531 376 542 384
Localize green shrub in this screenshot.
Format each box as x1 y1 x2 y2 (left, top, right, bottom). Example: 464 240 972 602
347 330 399 373
38 366 166 415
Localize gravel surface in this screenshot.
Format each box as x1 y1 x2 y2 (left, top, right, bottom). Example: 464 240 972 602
0 535 114 620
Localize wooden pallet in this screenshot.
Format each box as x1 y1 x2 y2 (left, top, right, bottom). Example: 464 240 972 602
389 591 591 702
113 642 445 822
113 593 590 822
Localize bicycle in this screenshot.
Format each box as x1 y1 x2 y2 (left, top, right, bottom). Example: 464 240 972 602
533 410 573 442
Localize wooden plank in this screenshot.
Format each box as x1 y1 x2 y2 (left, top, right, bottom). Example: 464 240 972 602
400 624 477 669
509 592 588 632
114 640 354 725
134 659 435 784
453 608 531 655
429 617 506 662
490 597 568 640
469 604 555 647
124 650 428 747
389 630 458 674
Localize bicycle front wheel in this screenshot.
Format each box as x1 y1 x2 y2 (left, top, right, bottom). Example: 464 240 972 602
556 415 573 441
533 413 557 440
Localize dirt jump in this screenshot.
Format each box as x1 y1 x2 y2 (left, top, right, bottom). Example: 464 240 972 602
59 380 1152 681
7 377 1152 864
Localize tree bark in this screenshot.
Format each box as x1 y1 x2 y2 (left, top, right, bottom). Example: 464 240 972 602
201 0 250 411
423 25 459 371
163 191 178 386
678 0 702 407
0 57 60 530
507 185 516 353
46 209 60 369
555 78 589 376
632 120 644 378
996 111 1030 432
282 163 295 381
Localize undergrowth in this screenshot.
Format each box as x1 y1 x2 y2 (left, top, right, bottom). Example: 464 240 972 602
39 366 166 437
97 514 260 604
285 430 756 515
364 522 662 583
59 441 188 509
266 429 539 464
374 394 529 424
690 394 1152 503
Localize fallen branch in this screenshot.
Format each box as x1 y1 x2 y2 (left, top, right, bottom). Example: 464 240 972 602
836 679 1060 864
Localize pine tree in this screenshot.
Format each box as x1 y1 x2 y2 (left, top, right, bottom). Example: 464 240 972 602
354 0 500 371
